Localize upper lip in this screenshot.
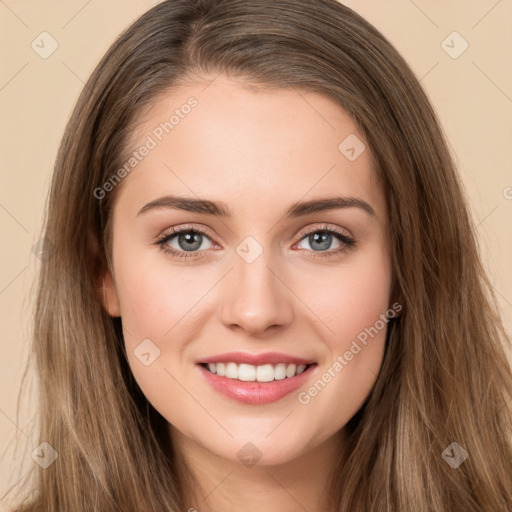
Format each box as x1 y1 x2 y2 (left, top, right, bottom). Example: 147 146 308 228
197 351 316 366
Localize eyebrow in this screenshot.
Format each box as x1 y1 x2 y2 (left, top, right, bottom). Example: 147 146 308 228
137 194 376 218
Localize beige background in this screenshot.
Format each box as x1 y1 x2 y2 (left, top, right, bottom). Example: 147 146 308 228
1 0 511 502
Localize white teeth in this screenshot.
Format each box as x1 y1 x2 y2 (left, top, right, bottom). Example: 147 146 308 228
286 364 296 378
216 362 225 377
238 363 256 382
296 364 307 375
225 362 238 379
203 362 310 382
274 363 287 380
257 364 274 382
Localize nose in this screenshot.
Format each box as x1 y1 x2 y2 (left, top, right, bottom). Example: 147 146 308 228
219 250 294 337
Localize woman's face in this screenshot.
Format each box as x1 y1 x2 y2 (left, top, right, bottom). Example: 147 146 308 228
102 74 393 466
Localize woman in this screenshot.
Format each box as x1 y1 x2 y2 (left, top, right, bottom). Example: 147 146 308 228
11 0 512 510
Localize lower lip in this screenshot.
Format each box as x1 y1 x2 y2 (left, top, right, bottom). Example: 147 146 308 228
197 364 317 405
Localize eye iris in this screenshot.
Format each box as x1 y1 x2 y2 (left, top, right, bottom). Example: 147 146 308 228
178 231 202 251
309 232 332 251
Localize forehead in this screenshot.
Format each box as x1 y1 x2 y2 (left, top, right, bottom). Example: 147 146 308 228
116 75 385 220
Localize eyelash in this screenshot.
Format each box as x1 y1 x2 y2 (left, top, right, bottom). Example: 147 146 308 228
155 224 356 261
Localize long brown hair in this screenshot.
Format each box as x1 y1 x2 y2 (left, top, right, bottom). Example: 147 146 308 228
9 0 512 510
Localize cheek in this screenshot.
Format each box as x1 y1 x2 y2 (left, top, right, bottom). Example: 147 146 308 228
294 247 392 423
113 253 215 408
298 244 392 349
114 264 198 422
114 251 210 340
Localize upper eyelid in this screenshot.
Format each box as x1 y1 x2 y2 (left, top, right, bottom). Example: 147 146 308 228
299 224 352 237
157 223 353 246
157 224 215 242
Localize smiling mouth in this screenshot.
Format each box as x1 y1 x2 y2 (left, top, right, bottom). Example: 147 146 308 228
199 362 317 383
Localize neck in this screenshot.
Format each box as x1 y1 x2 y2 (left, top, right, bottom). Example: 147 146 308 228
170 425 347 512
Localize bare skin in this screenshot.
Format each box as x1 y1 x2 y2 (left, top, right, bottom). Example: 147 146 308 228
101 74 393 511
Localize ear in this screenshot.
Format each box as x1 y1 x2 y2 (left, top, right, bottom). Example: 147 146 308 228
101 269 121 317
90 229 121 317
